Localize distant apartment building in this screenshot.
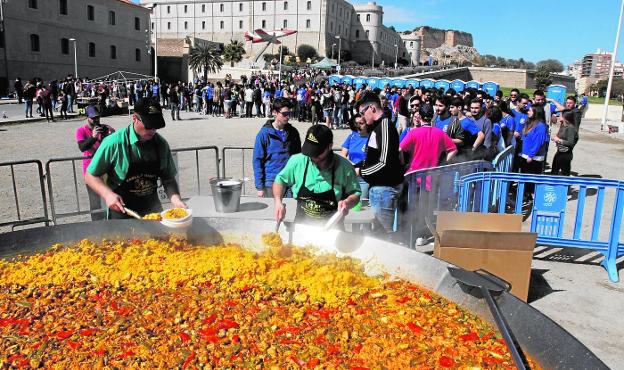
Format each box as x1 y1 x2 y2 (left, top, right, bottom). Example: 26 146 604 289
576 49 622 93
0 0 151 93
141 0 410 73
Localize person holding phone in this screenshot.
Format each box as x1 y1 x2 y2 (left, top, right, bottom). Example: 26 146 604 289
75 105 115 220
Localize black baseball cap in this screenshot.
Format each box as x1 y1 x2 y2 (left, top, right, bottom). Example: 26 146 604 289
302 125 333 157
134 98 166 129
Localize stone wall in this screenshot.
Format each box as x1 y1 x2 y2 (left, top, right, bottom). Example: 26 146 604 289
413 27 473 49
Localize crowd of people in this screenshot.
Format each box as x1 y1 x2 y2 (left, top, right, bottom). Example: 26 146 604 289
60 67 584 245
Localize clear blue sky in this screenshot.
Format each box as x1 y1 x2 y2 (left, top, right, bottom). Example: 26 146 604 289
133 0 624 65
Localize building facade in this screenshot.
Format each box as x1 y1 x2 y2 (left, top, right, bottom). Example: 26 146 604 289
0 0 151 92
142 0 409 67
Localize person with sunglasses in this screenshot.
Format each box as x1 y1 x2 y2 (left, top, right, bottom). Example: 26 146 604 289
340 114 370 201
356 91 404 237
253 98 302 198
85 98 186 219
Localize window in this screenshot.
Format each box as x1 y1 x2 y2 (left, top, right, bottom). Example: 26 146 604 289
330 22 333 31
110 45 116 59
366 14 370 22
87 5 94 21
184 21 188 30
410 41 413 47
239 3 243 12
59 0 68 15
30 34 40 52
135 17 140 31
167 6 170 13
357 14 360 21
220 21 224 29
284 1 288 10
239 20 243 29
202 21 206 29
151 22 154 30
220 4 224 12
135 48 141 62
306 19 311 28
184 5 188 13
365 30 369 37
60 38 69 54
28 0 37 9
202 4 205 12
261 19 266 28
355 30 359 38
307 1 311 10
109 11 116 25
262 2 266 11
167 22 171 30
88 42 95 57
283 19 287 28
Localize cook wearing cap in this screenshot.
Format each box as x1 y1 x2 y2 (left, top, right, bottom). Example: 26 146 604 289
85 98 186 219
272 125 361 226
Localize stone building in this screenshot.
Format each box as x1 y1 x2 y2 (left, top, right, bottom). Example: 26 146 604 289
141 0 409 71
0 0 151 93
400 26 475 65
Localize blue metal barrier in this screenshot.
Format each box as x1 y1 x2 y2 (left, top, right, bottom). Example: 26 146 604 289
492 145 514 173
404 160 493 248
459 172 624 282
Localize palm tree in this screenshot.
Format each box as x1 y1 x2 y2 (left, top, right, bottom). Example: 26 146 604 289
188 43 223 81
222 40 246 67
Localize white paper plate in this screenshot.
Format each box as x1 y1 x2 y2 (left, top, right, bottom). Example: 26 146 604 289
160 208 193 223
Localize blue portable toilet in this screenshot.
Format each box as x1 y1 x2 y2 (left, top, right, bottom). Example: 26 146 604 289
482 81 500 97
406 79 420 89
342 75 354 86
466 80 480 90
434 80 450 92
367 77 379 90
353 76 366 89
379 77 392 89
392 78 407 89
328 75 343 86
420 79 435 89
547 84 567 105
450 79 466 92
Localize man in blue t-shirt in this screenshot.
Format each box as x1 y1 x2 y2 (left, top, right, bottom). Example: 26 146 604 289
433 95 452 132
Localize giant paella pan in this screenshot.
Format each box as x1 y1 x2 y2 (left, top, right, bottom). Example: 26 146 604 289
0 218 607 369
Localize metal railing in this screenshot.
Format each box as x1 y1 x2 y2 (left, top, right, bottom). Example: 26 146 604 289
45 146 220 224
0 160 49 231
492 145 514 173
459 172 624 282
404 160 494 248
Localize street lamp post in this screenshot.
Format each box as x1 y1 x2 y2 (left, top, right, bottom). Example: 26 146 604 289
69 38 78 78
331 43 336 60
601 0 624 131
371 43 375 67
148 4 158 81
335 35 342 66
394 44 398 69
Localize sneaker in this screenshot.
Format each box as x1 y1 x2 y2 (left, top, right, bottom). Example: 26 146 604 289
416 237 425 246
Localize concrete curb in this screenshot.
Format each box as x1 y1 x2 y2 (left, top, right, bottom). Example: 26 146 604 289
0 114 82 127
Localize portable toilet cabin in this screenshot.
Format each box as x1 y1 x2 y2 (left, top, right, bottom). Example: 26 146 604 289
392 78 407 89
434 80 450 93
482 81 500 98
406 79 420 89
353 76 366 89
420 78 435 89
342 75 354 87
367 77 380 90
466 80 481 90
328 75 343 86
450 79 466 93
547 84 567 105
378 77 392 90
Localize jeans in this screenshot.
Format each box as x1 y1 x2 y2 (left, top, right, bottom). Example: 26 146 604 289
25 100 33 117
368 184 402 233
67 95 74 113
170 102 180 120
357 176 370 202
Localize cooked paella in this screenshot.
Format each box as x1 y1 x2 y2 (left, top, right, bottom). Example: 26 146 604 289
0 235 538 369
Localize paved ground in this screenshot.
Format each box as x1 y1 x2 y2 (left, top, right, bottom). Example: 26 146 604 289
1 106 623 368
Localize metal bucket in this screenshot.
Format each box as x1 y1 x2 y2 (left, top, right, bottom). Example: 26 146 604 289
210 178 242 213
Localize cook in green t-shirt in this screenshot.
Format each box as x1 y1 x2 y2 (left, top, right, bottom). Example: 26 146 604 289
273 125 361 226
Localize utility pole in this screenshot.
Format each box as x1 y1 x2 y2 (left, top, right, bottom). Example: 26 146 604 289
601 0 624 131
0 0 9 91
394 44 398 69
69 38 78 78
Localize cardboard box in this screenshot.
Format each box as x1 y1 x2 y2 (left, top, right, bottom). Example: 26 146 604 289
433 212 537 301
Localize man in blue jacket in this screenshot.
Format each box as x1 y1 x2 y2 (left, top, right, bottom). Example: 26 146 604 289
253 98 302 197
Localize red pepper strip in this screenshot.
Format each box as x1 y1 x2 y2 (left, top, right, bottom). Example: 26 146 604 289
182 351 196 369
202 314 217 325
67 340 81 350
350 367 370 370
217 319 239 330
439 355 454 368
460 331 480 341
54 330 75 340
116 350 134 360
422 292 432 300
313 335 327 345
204 335 220 344
198 327 218 339
0 318 14 327
275 326 302 335
79 328 97 337
396 296 411 304
353 343 363 354
346 298 356 306
94 349 107 357
116 307 132 317
290 355 306 367
481 332 495 341
307 358 320 368
232 335 240 343
406 322 423 334
327 344 340 355
355 308 365 315
224 299 237 307
7 354 25 362
484 355 505 364
179 332 191 342
240 284 255 292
